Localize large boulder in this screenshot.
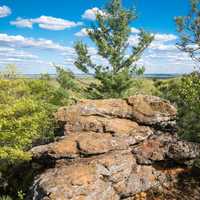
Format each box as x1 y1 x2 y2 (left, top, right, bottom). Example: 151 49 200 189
55 95 177 131
27 95 200 200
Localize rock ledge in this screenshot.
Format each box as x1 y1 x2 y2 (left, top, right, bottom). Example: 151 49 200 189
28 95 200 200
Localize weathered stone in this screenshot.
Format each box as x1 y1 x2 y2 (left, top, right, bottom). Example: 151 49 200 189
55 95 177 128
55 98 133 123
133 133 176 165
127 95 177 125
133 134 200 165
31 132 130 162
29 151 167 200
167 140 200 163
27 96 200 200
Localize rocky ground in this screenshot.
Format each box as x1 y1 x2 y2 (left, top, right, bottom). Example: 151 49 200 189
27 95 200 200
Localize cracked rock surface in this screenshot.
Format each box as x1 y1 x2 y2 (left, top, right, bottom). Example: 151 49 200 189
28 95 200 200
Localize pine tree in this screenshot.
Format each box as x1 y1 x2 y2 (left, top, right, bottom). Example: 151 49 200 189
174 0 200 142
175 0 200 66
74 0 154 98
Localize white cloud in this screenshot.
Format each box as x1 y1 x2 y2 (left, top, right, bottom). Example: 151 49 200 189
128 35 139 46
154 33 177 42
126 31 195 73
75 28 88 37
0 34 65 74
137 45 195 73
75 28 94 37
128 32 178 52
131 27 140 34
82 7 106 20
10 18 33 28
32 16 82 30
0 47 42 68
0 6 11 18
11 15 82 30
149 42 176 51
0 33 67 51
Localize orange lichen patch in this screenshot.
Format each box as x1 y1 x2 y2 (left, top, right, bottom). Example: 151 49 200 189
127 95 177 125
62 115 105 133
135 192 148 200
69 164 96 186
128 95 177 117
150 101 176 115
98 150 134 169
51 135 78 155
105 118 139 134
129 95 155 116
77 132 119 154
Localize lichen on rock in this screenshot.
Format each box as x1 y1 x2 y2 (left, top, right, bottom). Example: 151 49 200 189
27 95 200 200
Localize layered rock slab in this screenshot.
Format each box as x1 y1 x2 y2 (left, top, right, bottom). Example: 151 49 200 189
28 95 200 200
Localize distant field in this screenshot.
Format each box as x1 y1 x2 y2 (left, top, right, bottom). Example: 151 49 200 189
6 73 181 80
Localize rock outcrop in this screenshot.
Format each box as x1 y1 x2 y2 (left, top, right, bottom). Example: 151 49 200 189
28 95 200 200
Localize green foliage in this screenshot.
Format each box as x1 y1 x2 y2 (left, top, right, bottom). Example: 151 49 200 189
126 78 160 97
74 0 154 98
0 79 58 164
17 190 25 200
54 65 86 104
175 0 200 65
173 0 200 142
0 196 12 200
55 66 77 90
156 73 200 142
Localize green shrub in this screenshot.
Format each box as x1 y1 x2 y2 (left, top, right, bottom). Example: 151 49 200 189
157 73 200 142
0 196 12 200
126 78 160 97
0 79 59 164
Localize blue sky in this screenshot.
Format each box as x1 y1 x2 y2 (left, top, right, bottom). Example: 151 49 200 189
0 0 195 74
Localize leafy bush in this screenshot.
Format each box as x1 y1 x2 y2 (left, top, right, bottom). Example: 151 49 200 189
126 78 160 97
156 73 200 142
0 79 57 164
0 196 12 200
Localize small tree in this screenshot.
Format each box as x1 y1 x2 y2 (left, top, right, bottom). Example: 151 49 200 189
175 0 200 66
55 65 77 90
174 0 200 142
74 0 154 98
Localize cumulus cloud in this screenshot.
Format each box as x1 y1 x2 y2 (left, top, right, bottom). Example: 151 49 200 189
149 43 176 51
128 32 178 51
75 28 94 37
10 18 33 28
11 15 82 30
137 45 195 73
131 27 140 34
0 34 67 73
0 33 67 51
82 7 106 20
0 5 11 18
75 28 89 37
154 33 177 42
126 30 195 73
128 34 139 46
0 47 44 68
0 49 38 60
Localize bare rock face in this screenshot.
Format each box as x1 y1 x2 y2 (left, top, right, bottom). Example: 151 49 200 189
28 95 200 200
